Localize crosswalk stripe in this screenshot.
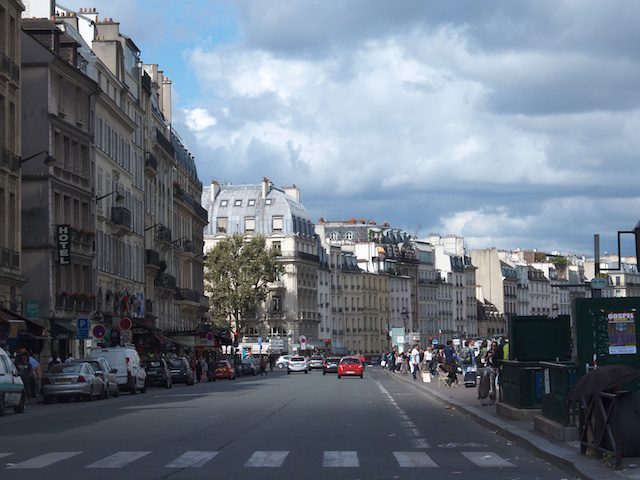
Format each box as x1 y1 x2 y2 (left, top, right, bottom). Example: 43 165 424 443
412 438 431 449
86 451 151 468
244 451 289 467
165 451 218 468
322 451 359 467
6 452 82 469
461 451 515 467
393 451 438 467
0 454 13 460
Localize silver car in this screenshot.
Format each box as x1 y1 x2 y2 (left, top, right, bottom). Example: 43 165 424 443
71 358 119 398
309 355 325 370
43 362 105 403
287 356 309 374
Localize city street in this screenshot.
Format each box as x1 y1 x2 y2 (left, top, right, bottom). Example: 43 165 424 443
0 367 575 480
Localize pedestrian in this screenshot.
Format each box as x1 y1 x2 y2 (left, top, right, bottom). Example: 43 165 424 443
443 340 458 386
409 344 420 381
64 353 74 363
485 341 499 401
195 358 203 383
29 353 41 397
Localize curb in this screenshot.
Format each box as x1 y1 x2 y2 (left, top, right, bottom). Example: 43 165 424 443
383 370 626 480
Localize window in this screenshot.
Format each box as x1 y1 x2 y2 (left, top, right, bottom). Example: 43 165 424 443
330 231 338 241
245 216 255 233
220 200 228 207
234 199 242 207
216 217 228 233
345 231 353 240
272 241 281 252
248 199 256 206
265 199 272 205
272 216 283 232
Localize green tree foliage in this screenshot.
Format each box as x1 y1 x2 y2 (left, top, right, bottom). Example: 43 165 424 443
204 235 283 333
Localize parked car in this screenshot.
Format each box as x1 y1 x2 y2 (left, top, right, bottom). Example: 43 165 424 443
309 355 325 370
42 362 105 403
240 357 258 376
214 360 236 380
71 357 118 398
142 359 172 388
287 356 309 374
167 357 195 385
337 356 364 379
0 347 26 416
89 346 147 394
275 355 292 369
322 356 341 375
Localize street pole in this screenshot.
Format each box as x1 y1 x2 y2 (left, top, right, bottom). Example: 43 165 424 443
593 234 601 299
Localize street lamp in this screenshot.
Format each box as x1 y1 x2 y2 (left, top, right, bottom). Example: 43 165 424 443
95 191 124 203
145 222 162 232
21 150 56 166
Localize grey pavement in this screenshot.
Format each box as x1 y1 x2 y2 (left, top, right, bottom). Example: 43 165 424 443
1 366 581 479
383 366 640 480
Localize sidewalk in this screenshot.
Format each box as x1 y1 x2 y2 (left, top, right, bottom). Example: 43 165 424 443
383 368 640 480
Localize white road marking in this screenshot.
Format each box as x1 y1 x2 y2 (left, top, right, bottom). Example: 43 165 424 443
409 428 422 437
7 452 82 469
393 451 438 467
0 453 13 460
323 451 359 467
461 451 516 467
412 438 431 449
245 451 289 467
401 420 416 428
165 451 218 468
86 451 151 468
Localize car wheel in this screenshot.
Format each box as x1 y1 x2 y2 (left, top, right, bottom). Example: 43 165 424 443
323 371 326 375
304 370 308 374
0 394 5 416
338 375 341 379
15 393 25 414
130 379 137 395
360 374 363 379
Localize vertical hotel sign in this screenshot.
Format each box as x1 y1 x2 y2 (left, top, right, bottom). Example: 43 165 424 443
57 225 71 265
607 312 637 355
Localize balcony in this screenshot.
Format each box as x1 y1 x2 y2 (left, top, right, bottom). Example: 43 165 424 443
0 248 19 270
154 127 175 156
156 225 172 245
145 299 154 314
68 227 95 256
111 207 132 236
145 154 158 176
154 272 177 292
173 184 208 224
145 249 161 270
175 238 196 256
55 292 95 312
0 51 20 83
175 288 205 308
0 147 20 173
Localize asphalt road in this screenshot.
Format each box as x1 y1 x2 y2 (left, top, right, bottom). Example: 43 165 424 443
0 366 577 480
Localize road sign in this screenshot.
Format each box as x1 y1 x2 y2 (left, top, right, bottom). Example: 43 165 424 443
432 339 439 345
206 332 214 341
257 337 262 347
299 335 307 347
77 318 90 340
92 324 106 339
119 317 132 331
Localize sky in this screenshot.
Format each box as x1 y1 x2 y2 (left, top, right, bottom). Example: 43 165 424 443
59 0 640 256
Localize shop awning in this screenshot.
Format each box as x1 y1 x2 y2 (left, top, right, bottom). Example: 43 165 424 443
0 307 45 335
166 335 195 348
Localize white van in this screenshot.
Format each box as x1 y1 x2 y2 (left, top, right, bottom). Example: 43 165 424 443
89 345 146 394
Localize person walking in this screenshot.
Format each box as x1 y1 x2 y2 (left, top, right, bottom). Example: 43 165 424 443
195 358 203 384
409 344 420 381
443 340 458 385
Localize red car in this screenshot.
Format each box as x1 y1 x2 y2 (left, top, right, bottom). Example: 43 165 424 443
214 360 236 380
337 356 364 379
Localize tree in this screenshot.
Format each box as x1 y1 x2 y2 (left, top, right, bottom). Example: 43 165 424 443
204 235 283 335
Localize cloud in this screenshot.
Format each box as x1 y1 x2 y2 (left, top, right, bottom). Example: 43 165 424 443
183 107 218 131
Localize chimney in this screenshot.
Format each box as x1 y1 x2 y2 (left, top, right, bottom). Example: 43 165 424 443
283 184 300 202
161 76 172 123
210 179 220 202
261 177 271 199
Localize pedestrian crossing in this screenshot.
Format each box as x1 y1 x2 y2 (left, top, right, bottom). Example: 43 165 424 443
1 450 517 470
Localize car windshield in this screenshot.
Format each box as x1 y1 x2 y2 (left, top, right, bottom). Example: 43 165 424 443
290 357 304 361
328 357 341 362
311 356 323 360
144 361 163 368
49 364 84 374
341 358 361 365
168 359 184 368
217 362 229 368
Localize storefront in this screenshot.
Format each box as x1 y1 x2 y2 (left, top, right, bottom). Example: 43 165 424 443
0 307 47 355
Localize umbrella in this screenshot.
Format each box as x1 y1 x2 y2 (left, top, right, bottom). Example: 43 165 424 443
569 364 640 400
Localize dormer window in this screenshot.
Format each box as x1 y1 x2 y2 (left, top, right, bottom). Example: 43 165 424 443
220 200 228 207
234 199 242 207
265 199 272 205
248 199 256 206
330 231 338 241
345 231 354 241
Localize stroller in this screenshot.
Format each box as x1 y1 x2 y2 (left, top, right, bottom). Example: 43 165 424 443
477 368 493 405
463 365 477 388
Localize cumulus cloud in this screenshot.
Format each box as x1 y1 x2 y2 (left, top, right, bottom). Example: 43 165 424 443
183 107 218 132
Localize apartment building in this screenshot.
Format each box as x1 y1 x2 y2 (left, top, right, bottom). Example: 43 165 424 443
202 179 320 353
20 19 98 356
0 0 25 318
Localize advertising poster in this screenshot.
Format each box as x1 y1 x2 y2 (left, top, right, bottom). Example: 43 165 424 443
607 312 637 355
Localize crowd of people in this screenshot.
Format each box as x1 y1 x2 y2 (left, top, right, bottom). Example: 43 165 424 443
380 338 509 404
